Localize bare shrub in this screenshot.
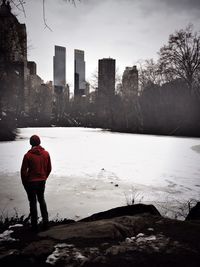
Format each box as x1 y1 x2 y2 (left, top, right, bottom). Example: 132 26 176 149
124 187 144 206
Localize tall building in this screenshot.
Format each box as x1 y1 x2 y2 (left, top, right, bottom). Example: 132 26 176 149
122 65 139 97
74 49 86 96
98 58 116 96
0 0 27 63
0 1 52 121
53 45 66 93
0 0 28 115
53 45 70 120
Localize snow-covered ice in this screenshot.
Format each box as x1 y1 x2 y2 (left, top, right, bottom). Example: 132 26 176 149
0 127 200 220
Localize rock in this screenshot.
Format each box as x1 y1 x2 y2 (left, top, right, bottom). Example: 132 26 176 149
38 218 134 241
80 204 161 222
0 249 19 260
2 206 200 266
22 239 56 257
186 202 200 221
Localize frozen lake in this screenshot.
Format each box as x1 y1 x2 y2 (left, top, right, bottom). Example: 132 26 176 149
0 127 200 220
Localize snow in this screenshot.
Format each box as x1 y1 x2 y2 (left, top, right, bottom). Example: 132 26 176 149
0 230 17 243
147 228 154 232
125 234 157 244
46 243 87 265
0 127 200 220
9 224 23 229
136 233 145 238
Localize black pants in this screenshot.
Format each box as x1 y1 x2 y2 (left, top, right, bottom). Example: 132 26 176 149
24 180 48 228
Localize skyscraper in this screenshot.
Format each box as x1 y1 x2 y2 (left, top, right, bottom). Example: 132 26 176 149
53 45 68 120
122 65 139 97
53 45 66 93
0 0 27 64
0 1 51 119
0 0 29 114
98 58 116 96
74 49 86 96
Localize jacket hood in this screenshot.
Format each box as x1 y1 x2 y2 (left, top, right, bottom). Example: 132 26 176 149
29 145 45 155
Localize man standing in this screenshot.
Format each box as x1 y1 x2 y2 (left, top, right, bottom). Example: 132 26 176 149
21 135 52 232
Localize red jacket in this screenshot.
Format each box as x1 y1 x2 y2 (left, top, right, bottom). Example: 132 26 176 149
21 145 52 183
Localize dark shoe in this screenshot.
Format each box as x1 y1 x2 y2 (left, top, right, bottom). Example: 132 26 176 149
31 225 39 233
41 223 49 231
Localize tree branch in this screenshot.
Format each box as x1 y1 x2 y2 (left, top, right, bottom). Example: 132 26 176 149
42 0 52 31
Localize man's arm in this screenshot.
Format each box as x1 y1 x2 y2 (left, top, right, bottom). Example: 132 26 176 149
20 155 29 184
46 154 52 178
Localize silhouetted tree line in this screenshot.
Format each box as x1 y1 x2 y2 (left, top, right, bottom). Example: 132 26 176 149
64 25 200 137
139 80 200 136
63 79 200 138
138 25 200 137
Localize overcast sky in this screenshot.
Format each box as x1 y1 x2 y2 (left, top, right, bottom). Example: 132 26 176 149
15 0 200 92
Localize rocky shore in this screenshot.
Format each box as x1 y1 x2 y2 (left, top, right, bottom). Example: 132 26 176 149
1 203 200 267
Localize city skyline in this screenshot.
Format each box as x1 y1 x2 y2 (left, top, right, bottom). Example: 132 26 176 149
13 0 200 92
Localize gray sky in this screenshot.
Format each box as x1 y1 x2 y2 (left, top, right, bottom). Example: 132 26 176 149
15 0 200 92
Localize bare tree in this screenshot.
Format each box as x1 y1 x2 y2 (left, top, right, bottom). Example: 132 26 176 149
159 25 200 91
138 59 163 91
42 0 79 31
89 68 98 92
